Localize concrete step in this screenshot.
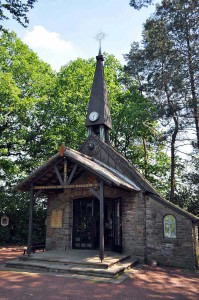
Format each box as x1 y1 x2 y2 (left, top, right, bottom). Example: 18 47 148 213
6 257 138 278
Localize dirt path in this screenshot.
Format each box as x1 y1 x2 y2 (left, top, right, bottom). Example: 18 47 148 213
0 246 24 264
0 247 198 300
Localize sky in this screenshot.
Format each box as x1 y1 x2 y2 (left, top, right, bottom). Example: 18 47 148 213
4 0 157 71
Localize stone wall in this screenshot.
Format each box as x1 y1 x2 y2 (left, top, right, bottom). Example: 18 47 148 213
46 186 124 251
122 191 146 261
145 196 196 270
45 187 198 270
46 192 72 250
193 223 199 268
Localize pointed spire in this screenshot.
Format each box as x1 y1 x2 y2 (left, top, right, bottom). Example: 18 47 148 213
86 50 112 142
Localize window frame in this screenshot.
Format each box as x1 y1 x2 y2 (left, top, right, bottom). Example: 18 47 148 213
163 214 177 239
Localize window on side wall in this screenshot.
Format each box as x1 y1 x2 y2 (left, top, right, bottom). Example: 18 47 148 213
163 215 176 238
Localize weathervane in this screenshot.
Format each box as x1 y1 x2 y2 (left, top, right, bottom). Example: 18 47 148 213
95 31 106 52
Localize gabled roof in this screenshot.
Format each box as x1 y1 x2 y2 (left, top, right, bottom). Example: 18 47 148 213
64 147 139 191
81 134 160 195
81 134 199 222
15 147 140 192
148 193 199 222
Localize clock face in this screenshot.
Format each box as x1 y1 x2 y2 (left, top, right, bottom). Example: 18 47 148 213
89 111 99 122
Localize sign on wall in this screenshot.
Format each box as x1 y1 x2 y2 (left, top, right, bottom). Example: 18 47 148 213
50 209 63 228
1 216 9 227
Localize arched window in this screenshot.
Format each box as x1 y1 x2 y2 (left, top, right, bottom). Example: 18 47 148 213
164 215 176 238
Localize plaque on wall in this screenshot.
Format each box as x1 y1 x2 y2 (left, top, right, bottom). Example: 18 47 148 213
50 209 63 228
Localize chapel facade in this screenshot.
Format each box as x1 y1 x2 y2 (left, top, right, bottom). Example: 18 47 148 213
16 49 199 269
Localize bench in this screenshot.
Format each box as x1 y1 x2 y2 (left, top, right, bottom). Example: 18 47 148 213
23 242 45 255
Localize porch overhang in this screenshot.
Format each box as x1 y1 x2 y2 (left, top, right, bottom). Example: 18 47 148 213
15 147 140 193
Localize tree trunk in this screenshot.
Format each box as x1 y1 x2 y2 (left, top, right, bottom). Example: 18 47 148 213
185 20 199 148
170 115 179 202
142 137 148 178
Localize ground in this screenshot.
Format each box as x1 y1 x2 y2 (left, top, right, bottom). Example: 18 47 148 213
0 247 198 300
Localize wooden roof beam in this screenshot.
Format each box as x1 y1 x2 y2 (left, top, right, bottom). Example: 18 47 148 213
67 164 77 185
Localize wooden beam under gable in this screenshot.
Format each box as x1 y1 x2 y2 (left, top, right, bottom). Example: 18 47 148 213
67 164 78 185
31 158 63 186
54 165 64 185
33 183 99 190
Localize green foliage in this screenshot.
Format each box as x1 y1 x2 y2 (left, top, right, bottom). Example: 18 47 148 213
0 188 47 245
54 53 125 149
126 0 199 146
0 29 188 245
55 53 170 196
0 31 56 177
129 0 154 10
0 226 10 244
54 57 95 148
0 0 37 31
109 76 170 196
172 153 199 216
0 31 53 245
125 0 199 206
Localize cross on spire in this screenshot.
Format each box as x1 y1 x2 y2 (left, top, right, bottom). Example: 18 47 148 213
95 32 106 54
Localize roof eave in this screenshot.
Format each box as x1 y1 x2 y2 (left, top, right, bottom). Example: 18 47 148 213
147 192 199 222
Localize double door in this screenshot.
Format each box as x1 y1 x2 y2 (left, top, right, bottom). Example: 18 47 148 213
72 197 122 252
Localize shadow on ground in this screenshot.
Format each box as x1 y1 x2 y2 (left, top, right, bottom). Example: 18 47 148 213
0 247 198 300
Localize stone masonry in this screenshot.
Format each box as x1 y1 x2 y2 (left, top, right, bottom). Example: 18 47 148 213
46 186 124 251
45 187 198 270
122 191 146 261
145 196 197 270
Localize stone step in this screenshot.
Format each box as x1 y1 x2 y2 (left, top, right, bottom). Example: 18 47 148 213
18 254 131 269
6 257 138 278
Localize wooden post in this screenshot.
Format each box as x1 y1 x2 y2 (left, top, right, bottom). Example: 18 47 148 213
89 181 105 262
99 180 104 262
27 188 34 255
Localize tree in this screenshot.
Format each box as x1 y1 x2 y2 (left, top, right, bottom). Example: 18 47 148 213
160 0 199 149
173 152 199 216
110 79 170 195
0 188 47 244
129 0 155 10
0 0 37 30
0 31 53 245
56 54 170 195
125 39 183 201
53 58 95 149
125 0 199 205
54 54 124 149
0 31 56 176
130 1 199 147
0 32 171 244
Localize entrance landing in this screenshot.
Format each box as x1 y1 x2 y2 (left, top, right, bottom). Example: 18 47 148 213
6 250 138 279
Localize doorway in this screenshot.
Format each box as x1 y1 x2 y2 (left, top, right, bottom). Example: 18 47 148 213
72 197 99 249
72 197 122 252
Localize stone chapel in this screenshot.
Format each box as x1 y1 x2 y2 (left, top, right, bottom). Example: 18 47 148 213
15 49 199 270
